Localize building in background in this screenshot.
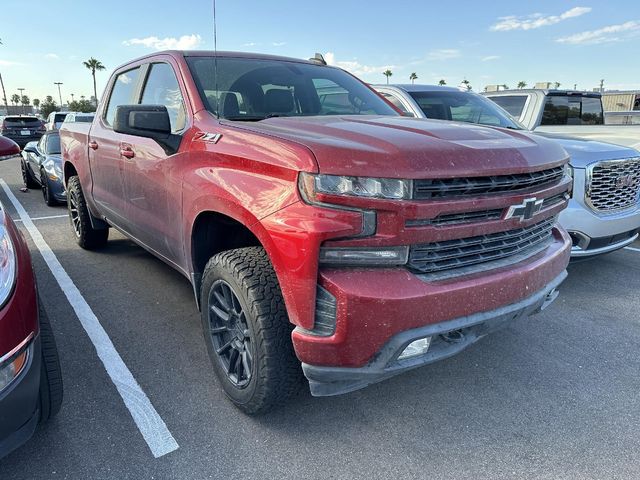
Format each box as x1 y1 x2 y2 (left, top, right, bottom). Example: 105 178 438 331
601 91 640 112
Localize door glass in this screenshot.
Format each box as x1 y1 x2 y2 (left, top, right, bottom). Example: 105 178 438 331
140 63 186 132
380 92 413 116
489 95 527 118
104 67 141 127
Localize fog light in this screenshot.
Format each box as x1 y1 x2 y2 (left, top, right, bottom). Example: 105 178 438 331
0 349 28 392
398 337 431 360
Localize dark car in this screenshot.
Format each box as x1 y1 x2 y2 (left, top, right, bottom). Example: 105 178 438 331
0 116 46 149
0 143 63 459
0 136 20 160
21 132 65 206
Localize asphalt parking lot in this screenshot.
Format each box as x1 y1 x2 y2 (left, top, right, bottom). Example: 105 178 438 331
0 156 639 480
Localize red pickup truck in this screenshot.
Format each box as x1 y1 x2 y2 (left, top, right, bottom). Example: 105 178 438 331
61 51 572 413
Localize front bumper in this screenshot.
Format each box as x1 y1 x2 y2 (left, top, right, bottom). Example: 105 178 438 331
0 334 41 459
559 191 640 258
303 271 565 396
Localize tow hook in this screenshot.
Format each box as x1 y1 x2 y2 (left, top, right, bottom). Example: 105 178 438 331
540 288 559 312
440 329 464 343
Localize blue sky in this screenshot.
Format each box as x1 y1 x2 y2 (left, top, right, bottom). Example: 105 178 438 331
0 0 638 104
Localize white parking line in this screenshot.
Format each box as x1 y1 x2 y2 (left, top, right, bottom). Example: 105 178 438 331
624 246 640 253
15 214 68 222
0 180 179 459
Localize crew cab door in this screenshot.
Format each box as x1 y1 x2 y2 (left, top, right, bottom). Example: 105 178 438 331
89 66 142 225
120 61 188 264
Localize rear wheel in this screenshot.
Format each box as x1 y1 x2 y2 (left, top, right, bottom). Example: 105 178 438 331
200 247 302 414
21 159 39 188
67 176 108 249
38 300 63 422
41 169 57 206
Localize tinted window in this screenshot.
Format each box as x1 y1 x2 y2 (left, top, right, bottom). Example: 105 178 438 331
186 56 396 120
541 95 604 126
140 63 186 132
380 92 413 116
489 95 527 118
105 68 141 126
408 90 522 129
46 134 61 154
4 117 40 126
54 113 67 123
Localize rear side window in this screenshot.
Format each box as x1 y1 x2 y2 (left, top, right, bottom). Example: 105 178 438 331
489 96 527 118
140 63 186 132
54 114 67 123
541 95 604 126
104 67 141 127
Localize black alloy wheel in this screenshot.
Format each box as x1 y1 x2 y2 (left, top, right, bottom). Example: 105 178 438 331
208 279 254 388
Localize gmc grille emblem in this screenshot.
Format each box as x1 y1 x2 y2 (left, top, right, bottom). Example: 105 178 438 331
615 174 635 189
505 197 544 222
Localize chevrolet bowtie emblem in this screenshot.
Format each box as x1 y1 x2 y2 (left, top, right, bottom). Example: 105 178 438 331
505 197 544 222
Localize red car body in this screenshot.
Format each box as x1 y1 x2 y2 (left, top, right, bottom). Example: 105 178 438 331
61 51 571 397
0 136 20 159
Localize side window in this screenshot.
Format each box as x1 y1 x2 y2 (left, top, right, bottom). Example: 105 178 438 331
140 63 186 132
104 67 141 127
541 96 569 125
380 92 413 116
490 95 527 118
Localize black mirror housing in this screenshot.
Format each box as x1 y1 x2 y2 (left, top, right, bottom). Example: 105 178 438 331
113 105 181 154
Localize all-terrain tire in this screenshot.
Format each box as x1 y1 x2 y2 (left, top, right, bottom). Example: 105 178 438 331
67 176 108 249
200 247 303 414
38 300 63 422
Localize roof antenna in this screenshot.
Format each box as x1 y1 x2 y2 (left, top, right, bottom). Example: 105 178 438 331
309 53 327 65
213 0 219 118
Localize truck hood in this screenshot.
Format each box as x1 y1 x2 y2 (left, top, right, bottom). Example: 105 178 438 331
225 116 568 177
533 132 639 168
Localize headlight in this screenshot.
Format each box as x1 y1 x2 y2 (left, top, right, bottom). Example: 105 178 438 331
565 164 574 198
0 222 16 308
44 160 63 180
300 173 412 201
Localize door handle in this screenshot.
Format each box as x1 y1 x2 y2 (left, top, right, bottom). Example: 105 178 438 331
120 146 135 159
89 141 99 150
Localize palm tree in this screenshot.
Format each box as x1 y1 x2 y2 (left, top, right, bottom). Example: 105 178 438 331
438 79 446 86
10 93 19 106
83 57 106 107
517 81 527 89
461 79 471 91
554 82 561 89
383 69 393 84
33 98 40 109
501 84 509 90
409 72 418 84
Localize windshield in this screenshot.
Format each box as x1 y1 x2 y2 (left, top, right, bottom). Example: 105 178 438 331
46 133 61 154
408 90 524 129
186 56 397 120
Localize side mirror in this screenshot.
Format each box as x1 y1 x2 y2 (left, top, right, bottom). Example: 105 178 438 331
113 105 181 154
22 142 38 154
0 136 20 160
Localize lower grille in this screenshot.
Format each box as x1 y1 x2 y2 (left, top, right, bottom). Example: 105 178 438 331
408 216 556 280
586 158 640 213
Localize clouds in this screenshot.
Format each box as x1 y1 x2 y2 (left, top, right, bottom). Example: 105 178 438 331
426 49 461 61
123 34 203 50
0 60 23 67
324 52 395 78
491 7 591 31
556 20 640 45
44 53 59 60
481 55 501 62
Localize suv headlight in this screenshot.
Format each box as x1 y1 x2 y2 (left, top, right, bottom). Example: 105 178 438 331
299 173 412 201
0 221 16 308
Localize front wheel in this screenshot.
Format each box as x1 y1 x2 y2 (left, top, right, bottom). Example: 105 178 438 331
200 247 302 414
41 169 57 206
66 176 108 249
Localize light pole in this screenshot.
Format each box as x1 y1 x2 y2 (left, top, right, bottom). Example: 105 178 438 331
71 93 75 104
17 88 25 114
54 82 63 109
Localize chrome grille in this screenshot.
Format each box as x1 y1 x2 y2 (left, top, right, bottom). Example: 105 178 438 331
413 166 564 199
586 158 640 213
408 216 556 280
